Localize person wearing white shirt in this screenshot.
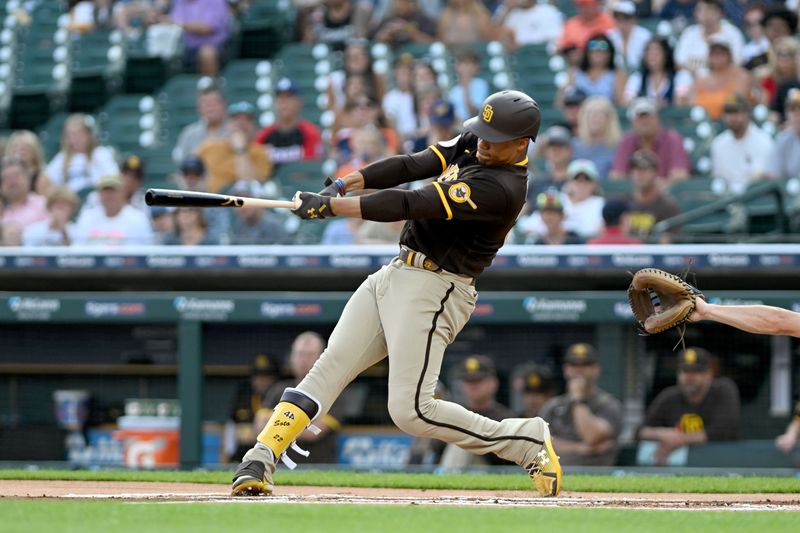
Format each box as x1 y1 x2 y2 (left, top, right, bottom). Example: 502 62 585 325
22 186 81 247
72 174 154 246
673 0 745 72
46 114 119 193
562 159 605 239
606 1 652 71
710 95 776 195
382 55 418 139
494 0 564 48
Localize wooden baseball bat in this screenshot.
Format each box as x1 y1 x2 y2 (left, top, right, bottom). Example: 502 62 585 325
144 188 299 209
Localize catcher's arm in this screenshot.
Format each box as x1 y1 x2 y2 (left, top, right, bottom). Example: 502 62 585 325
689 298 800 337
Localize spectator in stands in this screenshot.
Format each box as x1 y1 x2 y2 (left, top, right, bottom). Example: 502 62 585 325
775 400 800 453
332 94 400 163
150 206 175 245
409 97 458 153
68 0 113 34
172 81 230 165
226 353 281 462
228 180 290 245
759 37 798 109
372 0 437 48
626 149 681 241
413 59 439 94
711 94 775 194
197 101 273 194
572 96 621 181
163 206 217 245
257 332 344 464
114 0 169 39
328 39 387 113
255 78 324 164
539 343 623 466
172 156 230 243
611 98 690 183
767 89 800 179
335 124 388 179
22 186 80 247
558 0 615 53
691 35 752 120
321 217 364 244
622 37 693 107
411 85 445 142
72 174 154 245
742 4 771 70
607 0 652 71
494 0 563 49
1 159 48 237
4 131 52 196
382 54 418 142
762 6 799 46
355 219 406 244
586 198 642 244
563 34 625 104
674 0 745 73
304 0 363 51
47 114 119 193
527 125 573 203
659 0 697 31
448 48 490 123
517 191 584 244
563 159 605 239
559 86 587 135
513 364 557 418
437 0 498 48
638 347 741 465
438 355 516 468
81 153 150 213
169 0 231 76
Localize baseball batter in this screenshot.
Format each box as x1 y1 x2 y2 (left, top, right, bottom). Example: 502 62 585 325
232 90 562 497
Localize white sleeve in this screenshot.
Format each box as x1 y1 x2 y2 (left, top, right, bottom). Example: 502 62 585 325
673 29 692 68
129 211 155 245
47 153 65 185
90 146 120 184
673 69 693 97
542 7 564 42
753 132 776 175
624 72 641 101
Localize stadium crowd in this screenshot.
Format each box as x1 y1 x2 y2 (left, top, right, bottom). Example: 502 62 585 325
1 0 800 246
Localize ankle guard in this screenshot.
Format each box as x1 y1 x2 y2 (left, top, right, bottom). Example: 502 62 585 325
257 387 322 469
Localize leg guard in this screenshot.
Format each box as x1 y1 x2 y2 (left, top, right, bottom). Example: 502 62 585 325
256 387 322 469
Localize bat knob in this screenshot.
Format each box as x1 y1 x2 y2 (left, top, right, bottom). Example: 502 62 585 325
144 189 156 206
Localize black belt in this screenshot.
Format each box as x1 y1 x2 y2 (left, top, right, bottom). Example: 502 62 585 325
399 246 441 272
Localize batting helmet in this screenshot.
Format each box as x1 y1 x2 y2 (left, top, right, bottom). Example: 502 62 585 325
463 90 541 142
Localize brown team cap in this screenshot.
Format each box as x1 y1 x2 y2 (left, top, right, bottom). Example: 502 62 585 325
251 353 277 376
678 347 712 372
523 366 555 393
564 343 599 365
458 355 497 381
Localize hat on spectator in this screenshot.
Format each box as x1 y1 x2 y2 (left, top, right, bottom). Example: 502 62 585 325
275 77 300 96
722 93 750 113
96 174 124 190
545 125 572 146
627 97 657 120
228 101 256 117
536 191 564 213
563 86 588 106
121 155 144 179
678 347 712 372
612 1 636 16
602 198 630 226
564 343 599 365
567 159 599 181
708 33 732 52
457 355 497 382
251 353 277 377
523 366 555 393
763 7 799 34
629 149 659 170
787 88 800 110
429 99 455 126
180 156 206 176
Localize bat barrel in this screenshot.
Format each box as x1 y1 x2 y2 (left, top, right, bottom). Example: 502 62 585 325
143 188 241 208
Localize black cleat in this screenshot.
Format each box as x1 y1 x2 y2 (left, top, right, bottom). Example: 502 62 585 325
231 460 273 496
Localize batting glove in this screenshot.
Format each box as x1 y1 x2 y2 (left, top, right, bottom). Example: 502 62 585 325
291 192 336 220
319 176 346 197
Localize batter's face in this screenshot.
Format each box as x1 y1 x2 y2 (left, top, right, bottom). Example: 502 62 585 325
476 137 529 166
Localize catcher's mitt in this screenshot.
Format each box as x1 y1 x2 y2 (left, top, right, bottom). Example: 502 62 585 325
627 268 703 335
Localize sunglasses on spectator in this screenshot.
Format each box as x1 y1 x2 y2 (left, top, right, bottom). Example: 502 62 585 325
587 40 610 52
613 13 633 20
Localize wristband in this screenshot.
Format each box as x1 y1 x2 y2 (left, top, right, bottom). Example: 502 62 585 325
335 178 346 197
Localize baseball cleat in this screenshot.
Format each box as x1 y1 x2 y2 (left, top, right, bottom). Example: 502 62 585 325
526 423 562 497
231 460 273 496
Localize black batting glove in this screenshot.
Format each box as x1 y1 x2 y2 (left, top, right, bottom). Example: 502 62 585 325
319 176 346 197
291 192 336 220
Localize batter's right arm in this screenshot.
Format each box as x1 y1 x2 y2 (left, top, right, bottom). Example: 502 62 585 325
689 299 800 337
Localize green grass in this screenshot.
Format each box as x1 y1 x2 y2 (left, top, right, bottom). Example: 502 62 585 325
1 468 800 493
0 501 797 533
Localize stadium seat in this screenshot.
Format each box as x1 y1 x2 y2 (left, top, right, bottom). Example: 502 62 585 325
239 0 296 59
272 160 325 198
37 111 69 160
601 180 634 198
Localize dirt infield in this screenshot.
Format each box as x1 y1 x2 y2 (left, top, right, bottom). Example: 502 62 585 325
1 480 799 511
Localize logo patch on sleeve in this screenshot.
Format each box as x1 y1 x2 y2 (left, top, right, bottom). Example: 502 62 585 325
438 164 460 182
448 182 477 209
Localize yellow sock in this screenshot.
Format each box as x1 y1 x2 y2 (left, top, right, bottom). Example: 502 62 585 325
256 401 311 460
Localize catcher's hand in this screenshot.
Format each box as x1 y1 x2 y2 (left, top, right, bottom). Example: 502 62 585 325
627 268 703 334
291 192 336 220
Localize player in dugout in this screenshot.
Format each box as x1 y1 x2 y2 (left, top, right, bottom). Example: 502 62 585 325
231 90 563 498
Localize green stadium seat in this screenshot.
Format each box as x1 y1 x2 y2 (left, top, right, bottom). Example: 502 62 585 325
37 112 69 160
601 180 634 198
668 177 718 202
221 59 267 104
273 161 325 197
239 0 296 59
